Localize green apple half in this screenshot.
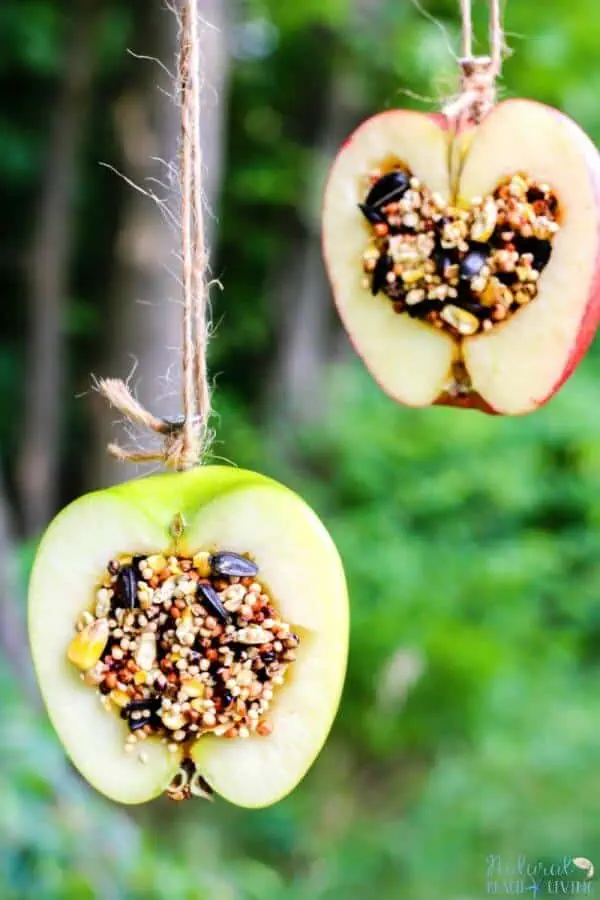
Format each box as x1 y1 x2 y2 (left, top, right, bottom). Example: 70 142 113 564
28 466 348 808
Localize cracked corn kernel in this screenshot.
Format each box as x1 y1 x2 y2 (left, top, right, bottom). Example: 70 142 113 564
110 690 131 709
135 632 157 670
440 305 480 336
470 196 497 243
192 551 212 578
181 678 205 699
146 554 167 573
67 619 109 670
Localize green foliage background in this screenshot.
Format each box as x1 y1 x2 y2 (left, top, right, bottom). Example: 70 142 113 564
3 1 600 898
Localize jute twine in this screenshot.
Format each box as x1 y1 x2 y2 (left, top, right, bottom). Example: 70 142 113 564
444 0 505 126
98 0 210 471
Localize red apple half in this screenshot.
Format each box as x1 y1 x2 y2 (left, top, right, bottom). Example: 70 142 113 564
323 99 600 415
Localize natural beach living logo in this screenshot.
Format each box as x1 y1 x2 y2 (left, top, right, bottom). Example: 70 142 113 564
486 855 594 896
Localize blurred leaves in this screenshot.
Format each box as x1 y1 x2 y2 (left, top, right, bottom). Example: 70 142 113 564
4 0 600 898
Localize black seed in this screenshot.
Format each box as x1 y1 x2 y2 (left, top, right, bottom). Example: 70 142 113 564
113 566 137 610
515 237 552 270
229 642 247 661
452 299 490 321
460 243 490 280
210 552 259 579
371 253 392 296
434 249 458 279
181 758 196 778
196 581 231 623
527 186 545 203
496 271 518 287
192 773 214 798
102 638 119 660
358 203 386 226
123 700 161 731
261 650 276 665
405 299 442 319
123 698 161 716
365 170 410 208
257 668 270 683
160 416 185 434
128 718 149 732
221 691 234 707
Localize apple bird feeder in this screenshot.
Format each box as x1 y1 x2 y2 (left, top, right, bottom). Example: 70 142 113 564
28 1 348 809
323 6 600 415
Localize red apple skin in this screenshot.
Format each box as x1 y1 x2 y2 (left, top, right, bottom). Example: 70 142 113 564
527 101 600 409
325 100 600 415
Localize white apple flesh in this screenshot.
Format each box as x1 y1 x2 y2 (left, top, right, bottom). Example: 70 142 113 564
323 99 600 415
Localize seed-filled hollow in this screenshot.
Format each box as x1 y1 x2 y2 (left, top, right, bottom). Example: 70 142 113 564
359 167 560 337
67 550 299 762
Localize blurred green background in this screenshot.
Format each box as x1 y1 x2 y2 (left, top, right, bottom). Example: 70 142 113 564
2 0 600 897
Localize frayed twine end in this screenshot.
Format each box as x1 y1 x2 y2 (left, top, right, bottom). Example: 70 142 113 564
96 377 205 470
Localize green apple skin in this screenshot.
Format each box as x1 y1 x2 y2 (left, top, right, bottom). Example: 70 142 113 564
29 466 348 808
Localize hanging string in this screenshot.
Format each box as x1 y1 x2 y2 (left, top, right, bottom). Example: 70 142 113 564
97 0 211 470
459 0 472 58
488 0 503 73
445 0 505 126
189 1 211 447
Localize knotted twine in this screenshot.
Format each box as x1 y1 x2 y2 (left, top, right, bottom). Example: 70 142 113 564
98 0 210 471
444 0 505 127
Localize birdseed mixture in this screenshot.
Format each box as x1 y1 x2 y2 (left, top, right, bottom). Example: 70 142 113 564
359 167 560 337
67 550 299 785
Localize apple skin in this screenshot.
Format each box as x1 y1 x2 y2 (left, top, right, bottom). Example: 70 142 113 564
323 99 600 415
526 101 600 408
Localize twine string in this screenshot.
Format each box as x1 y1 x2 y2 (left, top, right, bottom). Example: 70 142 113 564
98 0 210 470
460 0 472 58
444 0 505 125
489 0 503 73
189 1 210 441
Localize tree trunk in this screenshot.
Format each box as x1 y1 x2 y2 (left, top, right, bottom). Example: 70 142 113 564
266 68 366 425
18 2 98 535
91 0 231 489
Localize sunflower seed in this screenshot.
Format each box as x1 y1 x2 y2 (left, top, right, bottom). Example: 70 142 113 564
358 203 386 226
210 552 259 578
196 582 231 623
371 253 392 296
365 170 410 208
113 566 137 610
